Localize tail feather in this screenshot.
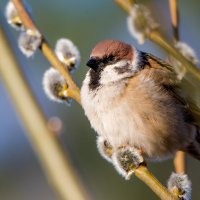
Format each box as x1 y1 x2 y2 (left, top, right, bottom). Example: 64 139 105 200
195 125 200 143
186 125 200 160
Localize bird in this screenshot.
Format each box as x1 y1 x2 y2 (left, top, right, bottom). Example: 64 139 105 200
81 40 200 161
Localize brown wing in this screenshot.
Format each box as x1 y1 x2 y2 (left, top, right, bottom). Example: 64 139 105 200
145 53 200 125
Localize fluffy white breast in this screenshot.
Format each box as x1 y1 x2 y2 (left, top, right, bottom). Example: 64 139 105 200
81 51 140 148
81 74 129 143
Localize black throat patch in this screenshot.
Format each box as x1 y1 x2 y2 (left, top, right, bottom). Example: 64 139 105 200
88 68 103 90
88 55 117 91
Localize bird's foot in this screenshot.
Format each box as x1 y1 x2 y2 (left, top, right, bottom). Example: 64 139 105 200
112 146 145 180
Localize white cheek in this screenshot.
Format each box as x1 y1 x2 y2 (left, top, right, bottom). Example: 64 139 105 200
100 60 131 85
99 48 140 85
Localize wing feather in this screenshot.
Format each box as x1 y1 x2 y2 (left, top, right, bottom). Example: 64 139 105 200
145 53 200 125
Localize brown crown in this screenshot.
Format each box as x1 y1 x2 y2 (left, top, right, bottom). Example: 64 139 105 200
90 40 134 61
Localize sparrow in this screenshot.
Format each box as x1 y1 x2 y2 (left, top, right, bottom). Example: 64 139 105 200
81 40 200 161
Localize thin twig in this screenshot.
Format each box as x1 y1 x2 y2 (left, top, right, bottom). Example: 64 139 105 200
12 0 81 104
173 151 186 173
169 0 186 174
0 28 88 200
115 0 133 13
169 0 179 43
115 0 135 13
135 166 177 200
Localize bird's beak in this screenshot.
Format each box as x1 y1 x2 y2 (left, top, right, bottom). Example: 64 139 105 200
86 57 100 71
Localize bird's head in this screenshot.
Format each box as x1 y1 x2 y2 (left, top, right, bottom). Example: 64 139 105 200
86 40 140 90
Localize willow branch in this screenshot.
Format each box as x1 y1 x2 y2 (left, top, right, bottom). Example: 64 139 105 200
12 0 81 104
0 28 88 200
169 0 179 43
168 0 186 174
134 166 177 200
115 0 200 81
115 0 133 13
115 0 136 13
173 151 185 173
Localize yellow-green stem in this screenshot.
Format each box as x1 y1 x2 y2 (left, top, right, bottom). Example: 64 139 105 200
174 151 186 173
115 0 135 13
169 0 179 42
135 166 178 200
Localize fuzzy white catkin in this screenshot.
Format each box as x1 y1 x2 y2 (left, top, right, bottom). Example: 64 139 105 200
18 30 42 57
5 1 22 30
169 42 198 80
175 42 198 64
43 68 72 105
55 38 80 73
5 0 31 30
112 146 144 180
167 172 192 200
127 4 159 44
96 136 113 163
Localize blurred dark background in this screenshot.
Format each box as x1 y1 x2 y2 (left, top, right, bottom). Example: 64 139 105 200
0 0 200 199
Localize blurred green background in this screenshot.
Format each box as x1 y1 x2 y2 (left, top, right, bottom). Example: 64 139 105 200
0 0 200 199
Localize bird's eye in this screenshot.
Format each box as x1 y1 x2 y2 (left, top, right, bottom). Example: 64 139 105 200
103 55 115 65
107 55 114 62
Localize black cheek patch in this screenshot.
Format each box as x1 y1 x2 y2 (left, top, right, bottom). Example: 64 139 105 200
114 63 131 74
114 52 150 74
137 51 150 69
